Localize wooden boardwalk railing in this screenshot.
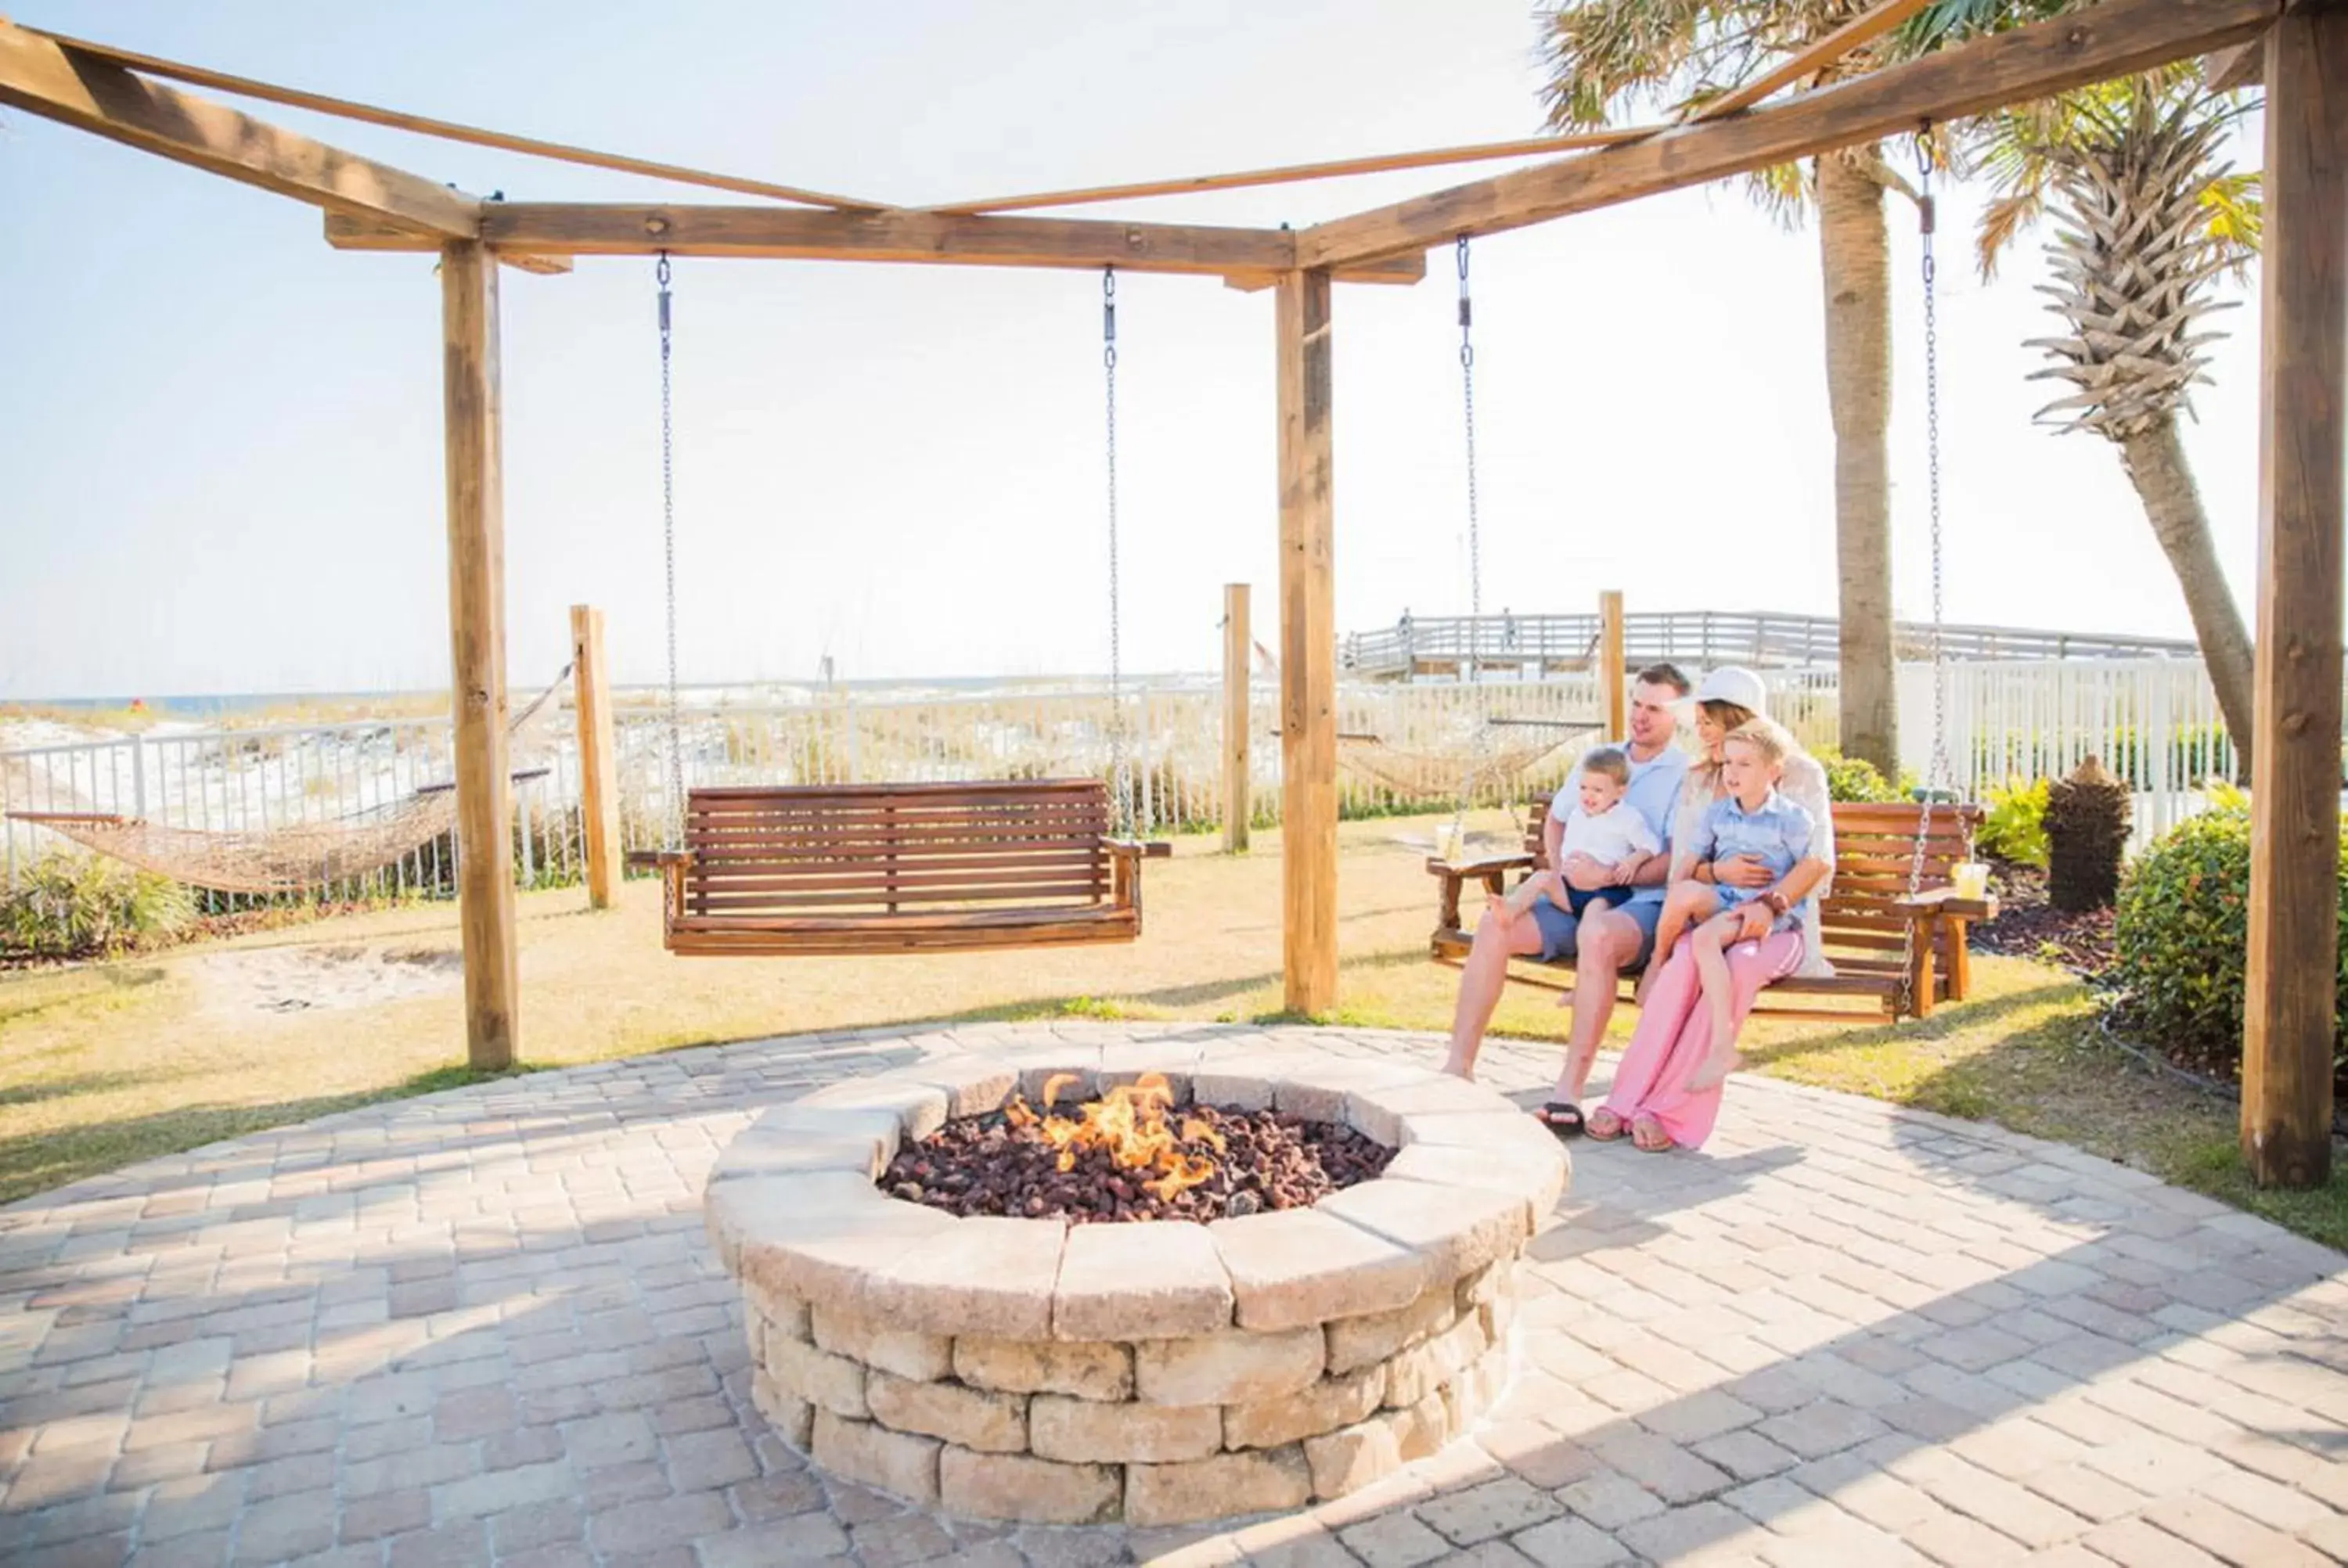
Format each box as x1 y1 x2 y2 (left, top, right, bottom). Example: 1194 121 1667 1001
1341 610 2198 680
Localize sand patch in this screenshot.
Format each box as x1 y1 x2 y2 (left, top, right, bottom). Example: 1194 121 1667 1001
191 942 464 1018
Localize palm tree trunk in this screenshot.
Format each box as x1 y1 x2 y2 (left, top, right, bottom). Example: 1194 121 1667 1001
1819 153 1898 776
2117 414 2256 779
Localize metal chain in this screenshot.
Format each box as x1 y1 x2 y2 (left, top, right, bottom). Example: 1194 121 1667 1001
1457 237 1483 643
1901 131 1961 1005
1103 266 1134 837
1453 236 1493 852
657 253 685 851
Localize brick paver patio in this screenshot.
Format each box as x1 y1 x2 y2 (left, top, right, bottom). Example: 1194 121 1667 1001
2 1021 2343 1566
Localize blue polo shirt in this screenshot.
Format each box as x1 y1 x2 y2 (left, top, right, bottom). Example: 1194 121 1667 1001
1691 788 1816 926
1604 741 1688 912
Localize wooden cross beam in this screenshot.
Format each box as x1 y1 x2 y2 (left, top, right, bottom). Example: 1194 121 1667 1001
326 205 1428 286
0 17 479 239
1296 0 2279 270
23 23 889 214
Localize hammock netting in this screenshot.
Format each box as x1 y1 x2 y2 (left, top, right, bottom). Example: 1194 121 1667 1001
5 671 569 895
23 791 466 896
1334 732 1577 804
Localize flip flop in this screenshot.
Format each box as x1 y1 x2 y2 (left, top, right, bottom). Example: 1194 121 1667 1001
1584 1108 1628 1142
1631 1116 1676 1154
1532 1102 1585 1139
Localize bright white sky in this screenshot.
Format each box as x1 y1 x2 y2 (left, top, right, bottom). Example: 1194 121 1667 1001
0 0 2269 699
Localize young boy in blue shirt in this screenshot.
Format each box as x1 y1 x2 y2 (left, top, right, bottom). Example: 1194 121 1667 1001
1644 718 1814 1092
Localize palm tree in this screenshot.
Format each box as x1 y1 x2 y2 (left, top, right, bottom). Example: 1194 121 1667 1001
1539 1 1912 775
1964 66 2260 771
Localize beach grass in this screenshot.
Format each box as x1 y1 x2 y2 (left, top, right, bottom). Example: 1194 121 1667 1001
1 810 2339 1247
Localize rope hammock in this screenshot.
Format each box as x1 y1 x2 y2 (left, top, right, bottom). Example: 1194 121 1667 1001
1334 730 1583 804
6 669 571 895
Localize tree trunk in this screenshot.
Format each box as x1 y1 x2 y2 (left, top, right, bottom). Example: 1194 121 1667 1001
2118 414 2257 778
1819 153 1898 777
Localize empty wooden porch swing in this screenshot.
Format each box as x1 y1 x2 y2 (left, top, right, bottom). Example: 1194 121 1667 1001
624 261 1167 957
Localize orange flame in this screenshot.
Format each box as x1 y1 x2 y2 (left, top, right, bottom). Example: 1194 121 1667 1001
1003 1072 1219 1204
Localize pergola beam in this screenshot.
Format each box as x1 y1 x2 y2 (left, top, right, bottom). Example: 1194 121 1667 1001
1297 0 2278 270
25 22 888 214
0 18 479 239
917 131 1651 218
326 203 1427 285
1681 0 1937 121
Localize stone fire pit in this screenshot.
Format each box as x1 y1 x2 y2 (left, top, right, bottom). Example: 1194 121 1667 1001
702 1043 1568 1527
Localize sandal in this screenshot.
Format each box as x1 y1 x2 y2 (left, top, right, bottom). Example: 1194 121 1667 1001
1585 1108 1628 1142
1631 1116 1675 1154
1532 1102 1585 1139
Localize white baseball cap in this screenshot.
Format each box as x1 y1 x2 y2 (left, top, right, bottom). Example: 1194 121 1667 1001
1689 667 1769 716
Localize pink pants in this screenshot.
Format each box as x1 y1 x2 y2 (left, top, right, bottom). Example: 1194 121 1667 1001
1602 929 1804 1150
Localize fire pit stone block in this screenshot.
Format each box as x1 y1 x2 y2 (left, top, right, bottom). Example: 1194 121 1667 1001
1053 1221 1233 1340
711 1048 1561 1523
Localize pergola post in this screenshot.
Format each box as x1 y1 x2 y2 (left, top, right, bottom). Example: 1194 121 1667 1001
1600 589 1627 735
571 604 624 910
1277 270 1338 1014
2243 3 2348 1190
441 239 520 1070
1223 583 1253 854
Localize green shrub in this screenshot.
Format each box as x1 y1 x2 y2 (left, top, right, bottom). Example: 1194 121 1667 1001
1815 749 1914 804
1977 777 2051 868
1 852 195 958
2111 797 2348 1073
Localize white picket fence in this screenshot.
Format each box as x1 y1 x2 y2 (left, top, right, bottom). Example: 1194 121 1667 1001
1896 658 2244 851
0 656 2278 897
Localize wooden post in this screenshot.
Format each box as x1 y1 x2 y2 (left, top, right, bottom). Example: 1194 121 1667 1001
1600 589 1627 738
571 604 623 910
1277 270 1338 1014
1223 583 1252 854
2243 4 2347 1190
441 239 519 1071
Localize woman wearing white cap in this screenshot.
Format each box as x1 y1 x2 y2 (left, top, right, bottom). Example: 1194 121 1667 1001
1586 667 1836 1153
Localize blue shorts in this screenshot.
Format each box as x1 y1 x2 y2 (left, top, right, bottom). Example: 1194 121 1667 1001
1529 892 1661 970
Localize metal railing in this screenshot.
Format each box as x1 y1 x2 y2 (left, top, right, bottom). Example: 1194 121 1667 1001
5 653 2301 900
1342 610 2199 680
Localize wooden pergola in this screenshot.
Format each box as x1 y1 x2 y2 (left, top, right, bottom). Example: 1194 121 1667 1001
3 0 2336 1187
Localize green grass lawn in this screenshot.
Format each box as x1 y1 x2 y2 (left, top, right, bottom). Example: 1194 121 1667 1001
4 810 2340 1248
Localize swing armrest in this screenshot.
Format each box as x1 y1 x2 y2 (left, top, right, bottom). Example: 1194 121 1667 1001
1106 840 1174 860
1890 888 1997 921
1425 852 1536 937
625 849 694 868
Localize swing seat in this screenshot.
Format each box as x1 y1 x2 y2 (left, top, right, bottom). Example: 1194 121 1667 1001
1425 798 1993 1022
627 779 1169 957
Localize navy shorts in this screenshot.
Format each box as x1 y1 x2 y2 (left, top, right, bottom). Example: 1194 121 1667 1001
1528 891 1662 969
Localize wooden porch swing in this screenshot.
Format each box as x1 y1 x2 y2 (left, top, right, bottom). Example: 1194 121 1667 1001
625 262 1167 956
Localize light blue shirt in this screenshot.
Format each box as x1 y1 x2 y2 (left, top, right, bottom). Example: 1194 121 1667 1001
1586 740 1687 911
1691 788 1816 927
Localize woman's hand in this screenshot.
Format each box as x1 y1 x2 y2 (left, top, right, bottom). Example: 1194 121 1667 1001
1716 854 1774 890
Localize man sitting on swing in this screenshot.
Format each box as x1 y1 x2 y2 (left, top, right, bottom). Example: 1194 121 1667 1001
1438 664 1691 1133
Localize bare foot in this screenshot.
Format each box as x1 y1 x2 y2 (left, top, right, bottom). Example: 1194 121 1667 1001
1684 1050 1743 1094
1552 986 1577 1009
1439 1054 1475 1083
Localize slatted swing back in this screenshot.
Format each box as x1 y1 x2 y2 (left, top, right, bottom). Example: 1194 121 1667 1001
636 778 1162 956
